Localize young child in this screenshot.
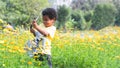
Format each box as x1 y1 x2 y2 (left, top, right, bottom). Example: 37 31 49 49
30 8 57 68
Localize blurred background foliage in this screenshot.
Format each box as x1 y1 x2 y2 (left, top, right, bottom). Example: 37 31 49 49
0 0 49 29
0 0 120 31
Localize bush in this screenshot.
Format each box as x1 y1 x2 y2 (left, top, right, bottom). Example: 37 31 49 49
84 11 93 22
71 10 87 30
91 4 117 30
84 11 93 30
71 10 81 29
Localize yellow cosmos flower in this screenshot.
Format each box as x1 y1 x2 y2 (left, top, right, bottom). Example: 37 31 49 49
13 46 19 50
28 61 32 65
97 47 104 51
18 49 26 53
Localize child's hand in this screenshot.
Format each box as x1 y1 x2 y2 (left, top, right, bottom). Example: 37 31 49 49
30 28 34 33
30 28 36 36
32 20 38 29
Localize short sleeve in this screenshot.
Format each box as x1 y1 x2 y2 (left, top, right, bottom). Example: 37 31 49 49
46 26 56 39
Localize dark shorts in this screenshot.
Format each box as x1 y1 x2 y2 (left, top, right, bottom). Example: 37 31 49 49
34 53 52 68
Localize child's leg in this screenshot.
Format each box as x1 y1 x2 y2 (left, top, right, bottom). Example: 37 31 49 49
46 54 52 68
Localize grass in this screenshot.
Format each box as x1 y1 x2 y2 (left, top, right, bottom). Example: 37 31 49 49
0 26 120 68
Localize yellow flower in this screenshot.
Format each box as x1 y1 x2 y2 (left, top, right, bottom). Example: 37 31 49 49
10 42 15 45
0 48 5 51
28 61 32 65
34 55 38 59
91 45 95 48
97 47 104 51
8 49 15 53
114 56 120 59
18 49 26 53
87 38 92 42
13 46 19 50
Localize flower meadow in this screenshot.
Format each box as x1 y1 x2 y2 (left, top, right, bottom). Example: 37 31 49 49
0 27 120 68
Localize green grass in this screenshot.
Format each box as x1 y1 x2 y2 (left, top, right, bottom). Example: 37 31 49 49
0 29 120 68
51 38 120 68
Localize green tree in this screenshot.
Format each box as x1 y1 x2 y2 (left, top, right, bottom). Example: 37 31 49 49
111 0 120 26
0 1 6 19
92 4 117 30
0 0 49 28
115 7 120 26
57 5 71 32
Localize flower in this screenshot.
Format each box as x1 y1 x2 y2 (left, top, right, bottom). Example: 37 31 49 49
114 56 120 59
28 61 32 65
97 47 104 51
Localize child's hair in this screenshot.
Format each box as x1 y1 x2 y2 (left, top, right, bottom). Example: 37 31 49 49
42 8 57 20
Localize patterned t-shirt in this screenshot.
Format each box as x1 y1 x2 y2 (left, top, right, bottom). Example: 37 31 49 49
39 23 56 55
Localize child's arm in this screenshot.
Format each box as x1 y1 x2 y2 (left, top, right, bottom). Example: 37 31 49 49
32 20 49 36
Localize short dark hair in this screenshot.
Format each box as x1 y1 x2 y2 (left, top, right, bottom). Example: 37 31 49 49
42 8 57 20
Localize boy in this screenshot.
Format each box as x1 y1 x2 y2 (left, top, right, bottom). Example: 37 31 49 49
30 8 57 68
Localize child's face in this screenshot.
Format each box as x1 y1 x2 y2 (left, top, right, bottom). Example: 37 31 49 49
42 15 55 27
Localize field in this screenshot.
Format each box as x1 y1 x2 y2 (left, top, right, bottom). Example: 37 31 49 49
0 27 120 68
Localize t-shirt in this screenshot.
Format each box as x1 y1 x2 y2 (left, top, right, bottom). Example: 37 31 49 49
39 23 56 55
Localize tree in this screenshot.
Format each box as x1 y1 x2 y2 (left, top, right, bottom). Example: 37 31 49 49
57 5 71 32
91 4 117 30
0 1 6 19
112 0 120 26
0 0 49 28
71 0 92 10
115 7 120 26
